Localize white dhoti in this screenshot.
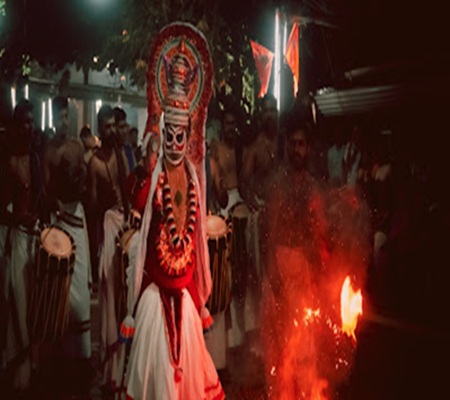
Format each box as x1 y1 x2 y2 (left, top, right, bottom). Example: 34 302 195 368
205 189 244 370
125 284 224 400
3 224 37 391
99 209 125 388
51 201 91 359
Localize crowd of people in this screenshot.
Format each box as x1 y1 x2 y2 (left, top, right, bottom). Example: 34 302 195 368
0 82 447 399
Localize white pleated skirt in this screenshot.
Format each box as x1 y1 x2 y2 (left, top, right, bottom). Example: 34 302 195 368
125 283 225 400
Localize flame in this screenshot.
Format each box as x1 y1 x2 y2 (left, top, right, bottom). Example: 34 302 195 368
310 379 329 400
340 276 363 341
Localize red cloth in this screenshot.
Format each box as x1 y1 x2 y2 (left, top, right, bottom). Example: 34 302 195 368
250 39 274 98
125 169 151 215
285 22 300 96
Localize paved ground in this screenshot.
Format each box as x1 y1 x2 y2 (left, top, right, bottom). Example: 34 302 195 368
2 290 448 399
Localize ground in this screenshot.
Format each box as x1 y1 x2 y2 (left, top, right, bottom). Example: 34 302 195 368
1 292 447 399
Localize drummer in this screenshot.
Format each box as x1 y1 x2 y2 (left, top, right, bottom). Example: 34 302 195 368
41 95 92 396
206 106 248 375
209 106 244 216
86 104 130 391
0 100 43 394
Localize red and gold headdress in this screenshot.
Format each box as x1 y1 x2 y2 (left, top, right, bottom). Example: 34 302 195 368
145 22 213 166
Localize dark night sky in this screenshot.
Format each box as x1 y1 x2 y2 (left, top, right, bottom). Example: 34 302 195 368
3 0 449 91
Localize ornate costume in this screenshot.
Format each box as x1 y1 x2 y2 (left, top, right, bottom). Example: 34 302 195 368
121 23 224 400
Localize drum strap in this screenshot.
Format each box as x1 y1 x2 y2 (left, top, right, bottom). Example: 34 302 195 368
57 210 84 229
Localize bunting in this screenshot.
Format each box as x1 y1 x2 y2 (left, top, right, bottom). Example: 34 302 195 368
285 22 299 96
250 39 274 98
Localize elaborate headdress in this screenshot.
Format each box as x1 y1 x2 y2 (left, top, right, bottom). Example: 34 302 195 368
144 22 213 167
121 23 214 340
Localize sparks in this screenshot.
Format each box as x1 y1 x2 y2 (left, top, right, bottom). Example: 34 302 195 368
303 307 321 326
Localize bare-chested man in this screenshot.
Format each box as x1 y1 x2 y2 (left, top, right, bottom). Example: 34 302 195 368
209 108 243 216
41 95 92 396
87 104 130 389
235 94 279 350
0 100 42 393
240 93 279 211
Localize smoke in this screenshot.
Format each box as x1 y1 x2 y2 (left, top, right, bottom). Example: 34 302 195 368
259 173 371 400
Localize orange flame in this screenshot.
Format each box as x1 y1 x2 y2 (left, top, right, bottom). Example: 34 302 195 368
311 379 329 400
340 276 363 341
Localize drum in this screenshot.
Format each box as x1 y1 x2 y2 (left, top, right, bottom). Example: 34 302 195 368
114 224 138 326
29 226 75 342
206 215 231 315
230 203 251 300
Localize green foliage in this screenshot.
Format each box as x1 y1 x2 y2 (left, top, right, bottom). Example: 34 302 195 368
96 0 260 114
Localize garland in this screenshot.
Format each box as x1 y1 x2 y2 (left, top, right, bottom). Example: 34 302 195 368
156 170 197 277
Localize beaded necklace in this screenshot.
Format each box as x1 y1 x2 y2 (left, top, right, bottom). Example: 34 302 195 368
156 165 197 277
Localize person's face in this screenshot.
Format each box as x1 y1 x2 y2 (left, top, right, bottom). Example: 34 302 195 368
54 108 69 136
99 116 116 141
19 111 35 141
287 129 308 170
163 123 187 166
130 130 138 148
262 99 278 131
222 113 237 144
116 119 129 143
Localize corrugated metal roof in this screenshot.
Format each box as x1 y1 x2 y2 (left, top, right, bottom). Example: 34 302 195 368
314 75 450 117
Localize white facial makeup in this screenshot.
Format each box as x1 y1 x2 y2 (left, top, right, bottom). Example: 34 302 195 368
163 123 187 166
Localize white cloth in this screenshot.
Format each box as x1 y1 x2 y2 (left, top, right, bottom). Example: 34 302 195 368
206 187 244 369
226 207 260 350
204 311 227 370
100 209 125 386
327 144 346 184
344 142 362 187
125 284 224 400
3 225 36 391
51 201 92 359
124 157 221 398
220 187 244 218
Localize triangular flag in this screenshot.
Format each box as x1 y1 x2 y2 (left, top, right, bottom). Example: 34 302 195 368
250 40 274 98
285 23 299 96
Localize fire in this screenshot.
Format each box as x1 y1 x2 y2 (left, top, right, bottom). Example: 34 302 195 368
340 276 363 341
303 307 321 326
310 379 329 400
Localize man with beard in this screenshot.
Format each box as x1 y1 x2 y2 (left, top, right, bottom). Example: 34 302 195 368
87 104 130 391
237 94 279 345
240 94 278 212
261 117 329 399
41 95 92 397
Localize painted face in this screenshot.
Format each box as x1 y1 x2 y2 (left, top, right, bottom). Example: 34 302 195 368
163 123 187 166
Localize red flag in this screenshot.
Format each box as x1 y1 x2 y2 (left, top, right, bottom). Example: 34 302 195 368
285 23 299 96
250 40 274 98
